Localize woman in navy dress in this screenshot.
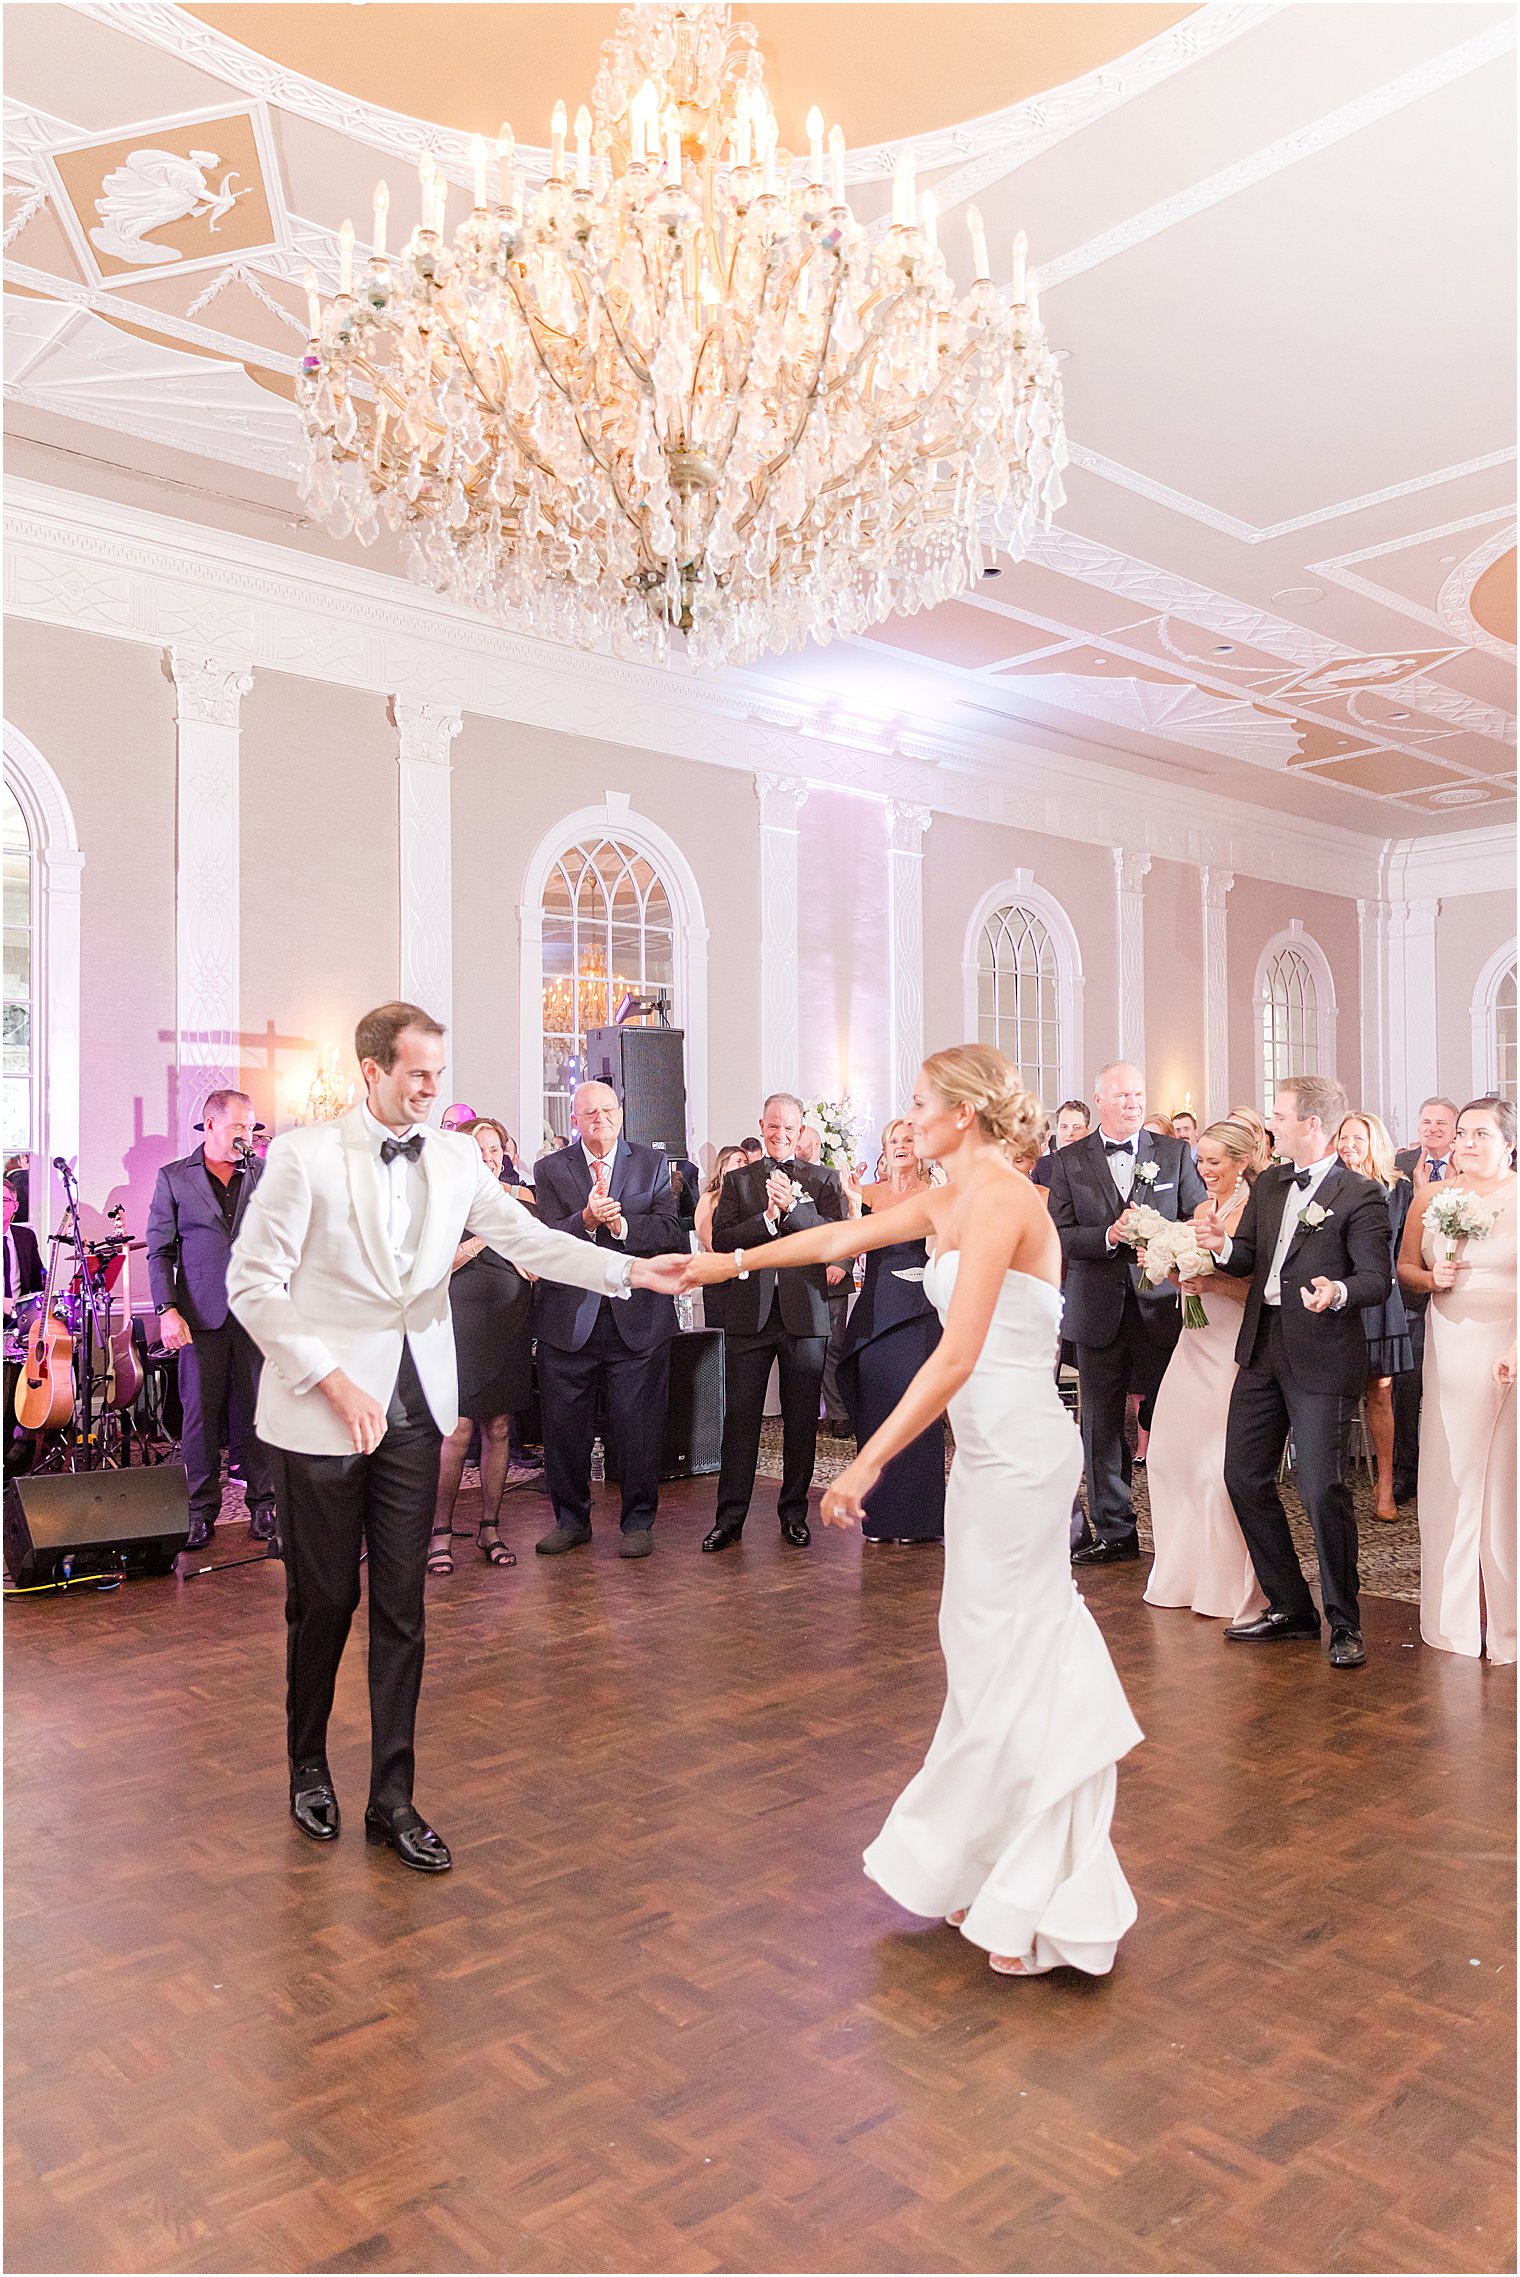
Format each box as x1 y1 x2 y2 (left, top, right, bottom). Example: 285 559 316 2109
1335 1111 1414 1523
837 1119 946 1544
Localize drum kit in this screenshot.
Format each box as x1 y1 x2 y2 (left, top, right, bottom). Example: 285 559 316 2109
8 1162 167 1472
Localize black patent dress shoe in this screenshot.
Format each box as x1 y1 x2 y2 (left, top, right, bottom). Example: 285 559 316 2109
701 1524 743 1552
248 1505 278 1543
364 1803 452 1872
290 1768 340 1842
780 1517 811 1547
534 1523 593 1555
1328 1626 1367 1668
184 1514 214 1552
1224 1610 1321 1643
1071 1538 1139 1566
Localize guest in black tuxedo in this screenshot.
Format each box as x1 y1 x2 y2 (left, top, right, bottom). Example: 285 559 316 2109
1391 1095 1458 1502
705 1092 848 1550
529 1081 683 1559
1031 1099 1091 1193
146 1089 277 1551
1198 1075 1393 1669
1048 1064 1205 1563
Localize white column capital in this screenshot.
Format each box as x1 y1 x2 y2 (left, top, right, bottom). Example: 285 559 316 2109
392 699 463 770
1199 863 1234 912
754 770 810 831
1112 846 1152 896
885 799 933 855
169 648 253 727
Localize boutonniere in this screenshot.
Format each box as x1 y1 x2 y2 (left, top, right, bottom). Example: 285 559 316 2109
787 1177 806 1208
1132 1160 1159 1189
1300 1201 1332 1229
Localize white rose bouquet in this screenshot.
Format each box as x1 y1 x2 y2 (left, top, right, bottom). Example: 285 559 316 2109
803 1095 866 1176
1426 1187 1501 1262
1116 1203 1215 1326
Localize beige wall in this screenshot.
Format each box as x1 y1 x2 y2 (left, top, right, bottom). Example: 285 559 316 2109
1142 857 1206 1120
798 787 890 1125
1434 888 1516 1103
3 617 177 1232
239 672 398 1138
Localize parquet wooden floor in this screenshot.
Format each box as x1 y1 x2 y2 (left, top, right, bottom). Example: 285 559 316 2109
5 1480 1514 2276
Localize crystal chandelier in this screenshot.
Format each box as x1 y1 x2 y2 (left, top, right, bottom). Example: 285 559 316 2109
297 1 1067 669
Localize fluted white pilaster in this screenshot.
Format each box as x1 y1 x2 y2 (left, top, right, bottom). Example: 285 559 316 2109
755 771 808 1097
170 648 251 1142
885 801 932 1111
1112 847 1151 1072
1199 865 1234 1121
393 700 462 1033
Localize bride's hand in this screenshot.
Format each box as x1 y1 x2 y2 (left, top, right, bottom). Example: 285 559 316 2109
676 1252 732 1291
820 1457 878 1528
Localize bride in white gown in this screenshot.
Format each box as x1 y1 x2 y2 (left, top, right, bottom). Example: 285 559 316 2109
680 1046 1141 1978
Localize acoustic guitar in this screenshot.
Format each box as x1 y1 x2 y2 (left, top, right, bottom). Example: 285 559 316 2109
104 1206 145 1410
15 1228 74 1433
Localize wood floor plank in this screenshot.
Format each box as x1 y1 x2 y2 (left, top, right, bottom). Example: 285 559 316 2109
5 1480 1513 2274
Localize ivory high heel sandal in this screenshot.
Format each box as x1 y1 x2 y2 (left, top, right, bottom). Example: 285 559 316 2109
946 1909 968 1926
989 1953 1049 1976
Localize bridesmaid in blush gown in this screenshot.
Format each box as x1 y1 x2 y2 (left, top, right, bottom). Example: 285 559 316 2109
1143 1117 1266 1624
837 1118 946 1544
1398 1096 1517 1663
681 1045 1141 1979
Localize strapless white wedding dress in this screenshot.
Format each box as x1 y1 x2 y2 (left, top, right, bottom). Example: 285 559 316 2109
862 1254 1143 1973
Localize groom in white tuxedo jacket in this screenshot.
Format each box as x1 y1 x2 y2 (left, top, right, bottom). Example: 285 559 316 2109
228 1001 684 1871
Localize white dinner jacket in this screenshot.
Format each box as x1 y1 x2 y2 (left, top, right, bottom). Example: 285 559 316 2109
227 1107 632 1455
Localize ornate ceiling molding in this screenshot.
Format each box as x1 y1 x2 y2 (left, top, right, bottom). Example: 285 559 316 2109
1067 443 1517 547
1039 19 1518 292
1436 525 1517 664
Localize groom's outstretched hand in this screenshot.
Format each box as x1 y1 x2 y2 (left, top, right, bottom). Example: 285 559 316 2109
631 1254 691 1294
1194 1199 1228 1254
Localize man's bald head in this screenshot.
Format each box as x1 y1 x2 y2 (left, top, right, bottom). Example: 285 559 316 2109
1092 1062 1146 1142
571 1081 623 1156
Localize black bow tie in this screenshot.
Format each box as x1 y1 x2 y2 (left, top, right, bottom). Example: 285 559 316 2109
769 1158 795 1176
1104 1139 1134 1157
1290 1167 1313 1189
380 1133 425 1166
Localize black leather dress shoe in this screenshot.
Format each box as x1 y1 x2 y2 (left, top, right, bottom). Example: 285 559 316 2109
1328 1626 1367 1668
1071 1538 1139 1566
248 1505 278 1543
290 1769 340 1842
1392 1474 1417 1506
701 1524 743 1552
534 1523 593 1555
1224 1610 1321 1643
185 1514 214 1552
365 1803 452 1872
780 1517 811 1547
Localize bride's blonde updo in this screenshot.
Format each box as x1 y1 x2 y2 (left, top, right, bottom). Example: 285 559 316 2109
922 1045 1046 1160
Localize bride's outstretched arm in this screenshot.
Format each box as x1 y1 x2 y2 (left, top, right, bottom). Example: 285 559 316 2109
677 1187 934 1286
821 1182 1027 1526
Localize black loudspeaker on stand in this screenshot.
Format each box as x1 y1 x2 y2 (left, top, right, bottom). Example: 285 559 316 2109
4 1465 190 1587
605 1327 725 1485
583 1025 688 1158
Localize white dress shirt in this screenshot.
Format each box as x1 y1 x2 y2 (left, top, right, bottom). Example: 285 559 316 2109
1102 1135 1137 1203
362 1103 427 1278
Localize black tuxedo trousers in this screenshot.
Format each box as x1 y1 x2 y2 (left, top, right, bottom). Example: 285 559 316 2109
270 1343 441 1810
715 1290 826 1532
1223 1307 1358 1632
1075 1291 1177 1550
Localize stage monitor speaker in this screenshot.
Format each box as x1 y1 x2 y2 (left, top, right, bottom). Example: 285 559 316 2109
604 1326 725 1484
3 1465 190 1586
583 1025 687 1158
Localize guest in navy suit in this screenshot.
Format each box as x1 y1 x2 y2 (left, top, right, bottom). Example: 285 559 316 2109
146 1089 276 1550
1048 1063 1206 1563
529 1082 683 1559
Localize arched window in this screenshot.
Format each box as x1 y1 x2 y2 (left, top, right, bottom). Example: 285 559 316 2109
1471 942 1519 1100
538 834 676 1138
1253 923 1336 1110
961 873 1083 1109
3 779 35 1155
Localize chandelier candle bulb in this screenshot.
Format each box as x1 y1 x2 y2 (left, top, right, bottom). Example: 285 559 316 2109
575 105 592 189
761 109 777 194
372 181 388 258
828 122 845 205
967 203 989 280
664 105 682 184
806 105 825 185
471 135 487 209
497 125 514 202
303 265 321 336
1027 270 1040 325
734 83 752 168
893 147 916 228
338 219 354 296
1012 229 1027 301
551 100 567 180
920 191 938 251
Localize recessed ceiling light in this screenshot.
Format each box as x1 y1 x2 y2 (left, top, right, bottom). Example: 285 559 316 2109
1272 585 1325 606
1439 554 1458 565
1213 643 1235 653
1430 785 1487 806
1092 656 1108 665
1388 711 1410 721
982 565 1002 578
